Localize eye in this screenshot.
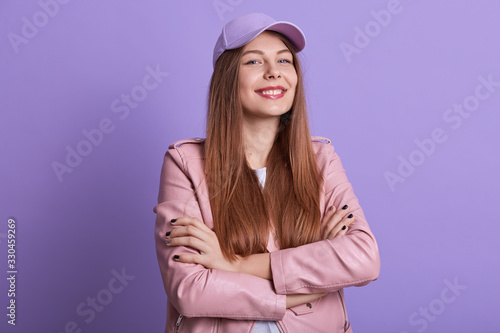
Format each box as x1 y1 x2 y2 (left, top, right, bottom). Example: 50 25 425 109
278 59 293 64
244 60 259 65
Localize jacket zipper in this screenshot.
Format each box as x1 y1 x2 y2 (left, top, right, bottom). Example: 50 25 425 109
337 290 348 332
175 314 183 333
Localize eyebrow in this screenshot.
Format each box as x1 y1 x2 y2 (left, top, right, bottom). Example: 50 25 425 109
241 49 291 56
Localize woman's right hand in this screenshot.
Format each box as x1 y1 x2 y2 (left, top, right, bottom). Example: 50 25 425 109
321 204 355 240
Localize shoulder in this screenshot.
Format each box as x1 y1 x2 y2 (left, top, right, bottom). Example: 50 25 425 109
168 137 205 150
165 137 206 166
311 136 335 155
310 136 342 171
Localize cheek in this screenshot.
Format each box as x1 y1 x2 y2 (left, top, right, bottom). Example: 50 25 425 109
238 74 252 95
238 69 253 87
285 70 298 91
237 79 246 101
239 84 252 103
290 73 298 89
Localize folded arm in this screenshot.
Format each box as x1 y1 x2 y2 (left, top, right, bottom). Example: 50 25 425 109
186 144 380 296
270 146 380 295
154 147 286 320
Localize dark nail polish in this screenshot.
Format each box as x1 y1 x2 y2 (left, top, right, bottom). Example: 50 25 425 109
342 225 346 230
342 205 348 210
165 231 171 237
347 213 353 218
170 219 177 223
173 255 179 260
328 206 333 212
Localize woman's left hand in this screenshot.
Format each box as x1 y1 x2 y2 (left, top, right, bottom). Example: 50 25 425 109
321 204 355 240
166 217 239 272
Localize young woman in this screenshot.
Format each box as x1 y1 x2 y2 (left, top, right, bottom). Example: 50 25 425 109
154 13 380 333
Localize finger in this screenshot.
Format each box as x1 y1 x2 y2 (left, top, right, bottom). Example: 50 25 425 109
336 225 349 237
335 220 354 237
172 253 201 265
324 204 349 224
171 217 213 235
333 204 350 219
325 213 355 239
324 205 336 217
343 213 355 228
167 236 209 253
321 206 337 239
322 206 345 239
173 253 213 269
322 204 349 239
169 224 208 242
326 226 341 239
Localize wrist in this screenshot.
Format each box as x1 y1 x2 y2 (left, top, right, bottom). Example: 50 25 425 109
232 255 244 274
237 253 272 280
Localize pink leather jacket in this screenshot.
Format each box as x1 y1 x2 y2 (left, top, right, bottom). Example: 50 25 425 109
154 137 380 333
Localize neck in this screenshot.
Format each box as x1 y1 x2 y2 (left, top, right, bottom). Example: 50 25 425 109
242 116 280 169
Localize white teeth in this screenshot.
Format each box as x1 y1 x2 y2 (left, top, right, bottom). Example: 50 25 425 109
260 89 284 95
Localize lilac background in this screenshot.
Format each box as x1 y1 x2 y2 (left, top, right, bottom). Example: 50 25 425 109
1 0 499 332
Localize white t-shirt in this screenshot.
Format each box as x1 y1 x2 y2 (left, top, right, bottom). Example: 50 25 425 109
254 167 267 188
252 167 281 333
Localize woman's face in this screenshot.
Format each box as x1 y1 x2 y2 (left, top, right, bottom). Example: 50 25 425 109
238 31 298 122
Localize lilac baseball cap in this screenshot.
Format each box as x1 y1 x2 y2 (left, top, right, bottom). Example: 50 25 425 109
212 13 306 67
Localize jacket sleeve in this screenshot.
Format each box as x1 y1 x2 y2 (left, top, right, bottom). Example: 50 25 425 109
154 146 286 320
270 143 381 295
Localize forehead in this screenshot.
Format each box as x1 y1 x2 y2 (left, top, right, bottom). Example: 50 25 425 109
242 31 290 52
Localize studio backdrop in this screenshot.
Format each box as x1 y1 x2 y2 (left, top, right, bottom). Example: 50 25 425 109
1 0 499 332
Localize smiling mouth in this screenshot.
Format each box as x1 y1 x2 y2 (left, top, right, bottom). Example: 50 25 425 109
259 89 285 95
255 87 287 99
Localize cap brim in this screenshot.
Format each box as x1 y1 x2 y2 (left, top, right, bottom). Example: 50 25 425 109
265 21 306 52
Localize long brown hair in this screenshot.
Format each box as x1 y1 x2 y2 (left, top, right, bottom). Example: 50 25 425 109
205 33 322 260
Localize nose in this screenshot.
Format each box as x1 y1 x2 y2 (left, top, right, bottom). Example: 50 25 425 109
265 63 281 79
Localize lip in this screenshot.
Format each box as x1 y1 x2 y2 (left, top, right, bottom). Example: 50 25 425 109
255 86 287 100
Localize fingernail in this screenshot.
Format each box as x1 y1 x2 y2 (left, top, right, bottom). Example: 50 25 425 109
328 206 334 212
170 219 177 223
342 205 348 210
165 238 171 245
342 225 346 230
347 213 353 218
165 231 171 237
173 255 179 260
